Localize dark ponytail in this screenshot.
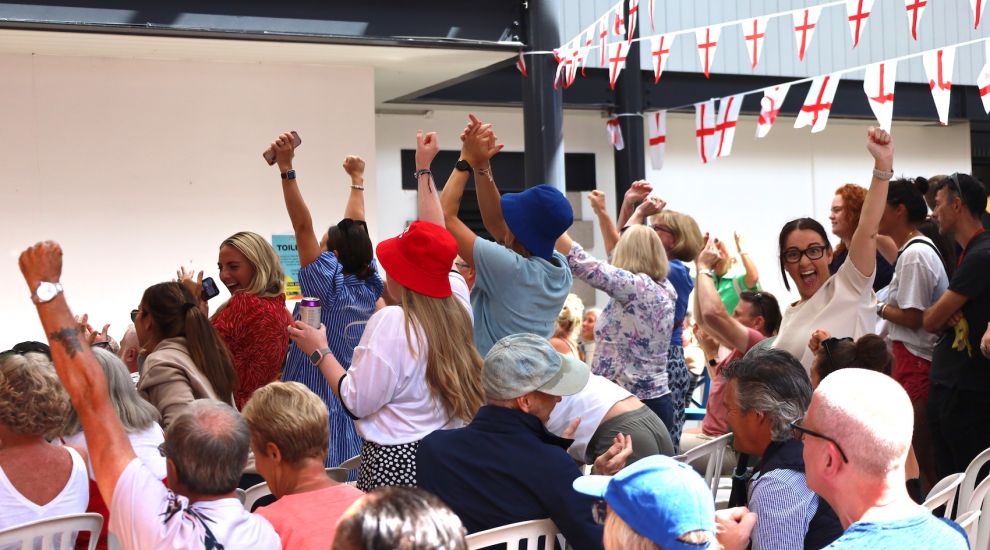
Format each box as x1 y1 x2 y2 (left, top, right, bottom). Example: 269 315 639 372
326 218 375 279
816 333 891 382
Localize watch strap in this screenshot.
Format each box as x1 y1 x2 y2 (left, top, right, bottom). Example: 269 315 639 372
309 346 332 366
281 169 297 180
32 282 64 304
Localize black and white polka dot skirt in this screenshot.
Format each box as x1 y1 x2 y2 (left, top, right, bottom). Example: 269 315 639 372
356 439 420 492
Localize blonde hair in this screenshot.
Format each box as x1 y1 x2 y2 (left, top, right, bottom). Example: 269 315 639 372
654 210 704 262
221 231 286 298
612 225 670 281
556 294 585 342
242 381 329 463
604 510 711 550
0 352 71 439
401 288 485 423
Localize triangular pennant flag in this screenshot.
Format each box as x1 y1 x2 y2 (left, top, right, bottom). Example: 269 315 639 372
649 0 656 31
695 26 721 79
971 0 986 28
607 41 628 90
715 94 744 158
978 41 990 114
845 0 875 48
904 0 927 40
741 17 770 69
651 34 673 84
553 49 567 90
627 0 639 41
864 61 897 131
516 52 528 77
756 84 791 138
612 4 627 38
795 73 841 133
580 27 595 76
599 17 610 66
648 111 667 170
606 117 625 150
923 48 955 125
564 41 581 88
695 100 717 164
792 6 823 61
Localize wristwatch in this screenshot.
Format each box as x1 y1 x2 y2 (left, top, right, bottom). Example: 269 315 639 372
454 159 473 174
281 169 296 180
309 347 332 366
32 281 64 304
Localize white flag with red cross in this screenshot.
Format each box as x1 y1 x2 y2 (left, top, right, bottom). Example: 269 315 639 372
792 6 823 62
516 52 528 77
904 0 927 40
606 117 625 151
923 47 955 125
648 111 667 170
651 34 672 84
565 41 582 87
864 61 897 132
612 4 627 38
741 16 770 69
971 0 987 29
607 41 628 90
627 0 639 41
715 94 744 158
845 0 875 48
695 26 721 79
695 100 717 164
756 84 791 138
599 17 610 66
552 48 566 90
580 26 596 76
795 73 841 133
978 41 990 114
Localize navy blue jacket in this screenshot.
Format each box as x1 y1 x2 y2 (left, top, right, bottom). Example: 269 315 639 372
417 405 604 550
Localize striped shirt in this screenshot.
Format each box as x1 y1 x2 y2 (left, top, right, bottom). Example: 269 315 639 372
751 468 821 550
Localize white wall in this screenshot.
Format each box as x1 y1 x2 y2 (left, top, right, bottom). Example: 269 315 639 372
1 53 376 345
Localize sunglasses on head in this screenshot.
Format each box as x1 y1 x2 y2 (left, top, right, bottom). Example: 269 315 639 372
821 336 853 369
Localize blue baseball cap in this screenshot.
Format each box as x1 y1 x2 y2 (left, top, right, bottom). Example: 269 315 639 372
573 455 715 550
500 184 573 260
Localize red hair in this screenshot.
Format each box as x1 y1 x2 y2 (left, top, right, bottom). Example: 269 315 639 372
834 184 866 255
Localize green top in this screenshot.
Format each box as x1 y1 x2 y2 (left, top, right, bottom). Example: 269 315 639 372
715 272 759 314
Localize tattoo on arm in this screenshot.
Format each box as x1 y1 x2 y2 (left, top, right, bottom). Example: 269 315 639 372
49 327 84 358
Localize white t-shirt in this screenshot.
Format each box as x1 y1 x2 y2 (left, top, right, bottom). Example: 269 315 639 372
884 237 949 361
63 423 167 481
773 259 877 371
546 374 633 463
0 446 89 543
341 271 473 445
110 459 280 550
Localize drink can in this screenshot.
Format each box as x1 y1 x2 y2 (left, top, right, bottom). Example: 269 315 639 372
300 297 321 329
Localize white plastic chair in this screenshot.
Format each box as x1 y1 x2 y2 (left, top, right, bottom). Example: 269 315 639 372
465 518 564 550
0 513 104 550
234 488 246 504
966 475 990 550
339 454 362 473
959 447 990 517
923 472 966 518
956 510 981 548
673 432 733 500
326 467 349 483
243 480 273 512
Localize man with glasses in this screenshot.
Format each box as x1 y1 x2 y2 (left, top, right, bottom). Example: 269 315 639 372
922 173 990 479
802 368 967 548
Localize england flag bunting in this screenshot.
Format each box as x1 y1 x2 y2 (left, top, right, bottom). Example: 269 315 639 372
978 41 990 114
648 111 667 170
845 0 875 48
606 117 625 150
715 94 744 158
608 41 629 90
864 61 897 131
971 0 986 29
795 73 841 133
516 52 528 77
553 48 566 90
793 6 824 62
696 26 721 79
565 41 582 87
612 5 627 38
756 84 791 138
627 0 639 41
695 100 717 164
923 47 955 125
581 27 596 76
599 17 610 66
651 34 673 84
741 16 770 69
904 0 927 40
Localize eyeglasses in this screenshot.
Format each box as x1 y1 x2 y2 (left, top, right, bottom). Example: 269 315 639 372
782 244 828 264
821 337 852 370
158 442 168 458
454 262 471 270
791 420 849 463
591 500 608 525
130 309 139 322
92 341 114 351
650 224 675 236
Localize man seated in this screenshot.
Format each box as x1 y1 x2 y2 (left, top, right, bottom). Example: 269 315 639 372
802 368 968 549
418 333 624 550
722 349 842 550
19 241 280 550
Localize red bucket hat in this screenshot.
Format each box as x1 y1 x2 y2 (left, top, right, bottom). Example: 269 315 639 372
376 221 458 298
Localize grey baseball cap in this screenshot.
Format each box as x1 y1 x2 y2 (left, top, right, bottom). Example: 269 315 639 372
483 333 591 400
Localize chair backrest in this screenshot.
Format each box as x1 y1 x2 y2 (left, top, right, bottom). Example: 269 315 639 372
673 432 733 499
326 467 349 483
967 475 990 550
465 519 561 550
338 454 362 472
234 488 246 505
243 480 273 512
956 510 980 549
959 447 990 514
923 472 966 518
0 513 104 550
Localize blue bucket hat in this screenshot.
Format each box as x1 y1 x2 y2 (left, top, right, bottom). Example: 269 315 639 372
500 184 573 260
573 455 715 550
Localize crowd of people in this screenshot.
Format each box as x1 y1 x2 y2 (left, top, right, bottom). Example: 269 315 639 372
2 115 987 550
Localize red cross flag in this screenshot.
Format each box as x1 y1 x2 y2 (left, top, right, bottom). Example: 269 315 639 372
695 26 721 79
608 41 628 90
606 117 625 151
923 47 955 125
651 34 673 84
648 111 667 170
971 0 986 28
845 0 875 48
612 4 627 38
792 6 823 62
904 0 927 40
553 49 567 90
795 73 841 133
756 84 791 139
978 41 990 114
715 94 744 158
741 16 770 69
695 100 717 164
599 17 610 66
581 26 596 76
627 0 639 41
516 52 528 77
864 61 897 132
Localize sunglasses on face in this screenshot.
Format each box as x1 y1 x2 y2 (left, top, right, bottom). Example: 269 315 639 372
591 500 608 525
130 309 139 322
791 420 850 463
782 244 828 264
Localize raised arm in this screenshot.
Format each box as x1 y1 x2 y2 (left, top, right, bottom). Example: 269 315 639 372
616 180 653 228
588 191 620 256
735 231 760 289
19 242 136 506
849 127 893 277
624 196 667 230
439 133 481 267
342 155 367 221
695 240 752 351
461 114 506 241
415 131 444 227
273 131 322 268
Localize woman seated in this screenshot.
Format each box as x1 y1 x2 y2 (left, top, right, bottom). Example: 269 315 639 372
333 487 468 550
242 381 363 550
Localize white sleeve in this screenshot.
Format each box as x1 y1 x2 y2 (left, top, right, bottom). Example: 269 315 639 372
449 271 472 319
339 310 403 418
109 459 172 549
894 250 940 311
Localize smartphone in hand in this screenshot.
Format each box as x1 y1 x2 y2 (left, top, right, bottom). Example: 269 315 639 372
202 277 221 301
263 131 302 165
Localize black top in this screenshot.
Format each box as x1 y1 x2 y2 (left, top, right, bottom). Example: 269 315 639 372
828 249 894 292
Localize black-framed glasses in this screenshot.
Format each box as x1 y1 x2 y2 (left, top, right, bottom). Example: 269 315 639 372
130 309 139 323
821 337 852 369
158 442 168 458
791 421 849 463
650 223 675 236
591 500 608 525
454 261 471 270
782 244 828 264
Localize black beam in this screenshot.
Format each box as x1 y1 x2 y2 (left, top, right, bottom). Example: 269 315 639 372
612 0 645 214
520 0 564 189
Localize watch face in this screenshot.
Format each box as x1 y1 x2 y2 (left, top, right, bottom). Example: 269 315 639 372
310 350 322 365
455 160 472 172
36 282 59 302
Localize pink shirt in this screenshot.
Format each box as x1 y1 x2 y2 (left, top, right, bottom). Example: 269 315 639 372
255 484 364 550
701 328 766 436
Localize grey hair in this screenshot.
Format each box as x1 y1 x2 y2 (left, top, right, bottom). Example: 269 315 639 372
165 399 249 495
722 349 812 442
62 347 160 436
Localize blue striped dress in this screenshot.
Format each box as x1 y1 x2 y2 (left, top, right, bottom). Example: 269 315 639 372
281 252 384 467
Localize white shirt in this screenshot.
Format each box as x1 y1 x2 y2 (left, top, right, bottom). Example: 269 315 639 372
110 459 280 550
340 271 472 445
884 237 949 361
63 423 167 481
546 374 633 463
0 446 89 543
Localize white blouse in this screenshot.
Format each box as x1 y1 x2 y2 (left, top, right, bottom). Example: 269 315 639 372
0 446 89 537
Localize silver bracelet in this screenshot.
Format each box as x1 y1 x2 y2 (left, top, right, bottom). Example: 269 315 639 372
477 166 494 181
873 168 894 180
414 169 432 180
